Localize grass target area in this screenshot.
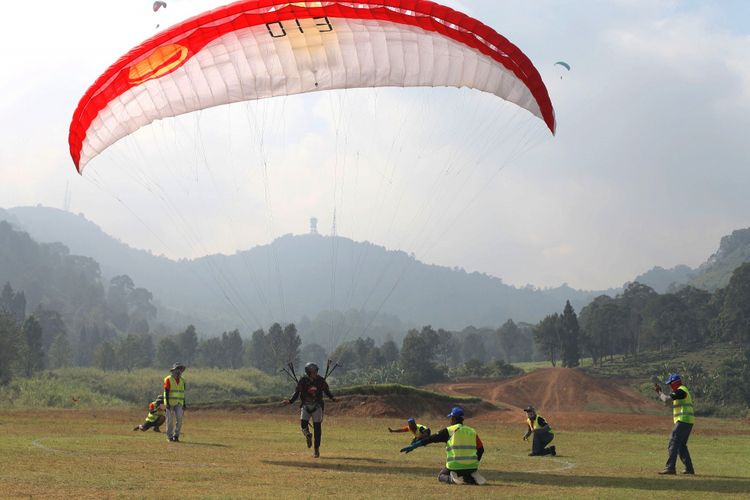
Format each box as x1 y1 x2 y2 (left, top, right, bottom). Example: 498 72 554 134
1 409 749 498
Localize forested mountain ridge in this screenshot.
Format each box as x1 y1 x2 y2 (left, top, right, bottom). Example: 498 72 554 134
2 206 604 331
690 228 750 291
632 265 695 293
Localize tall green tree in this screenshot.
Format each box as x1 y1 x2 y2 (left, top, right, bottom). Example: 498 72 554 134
300 342 327 368
156 337 181 369
559 301 581 368
497 319 523 362
620 282 657 356
48 333 73 369
93 341 117 371
108 275 134 331
0 312 22 383
267 323 301 369
34 307 67 359
22 316 44 376
400 326 443 385
116 334 141 372
135 333 155 368
222 330 244 369
127 287 157 334
0 283 26 324
198 337 226 368
380 339 400 364
460 332 487 364
534 314 561 367
716 262 750 350
175 325 199 365
245 328 274 373
580 296 627 365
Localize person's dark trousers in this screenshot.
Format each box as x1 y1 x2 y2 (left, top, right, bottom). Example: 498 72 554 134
141 415 166 431
532 430 554 455
437 468 477 484
665 422 694 472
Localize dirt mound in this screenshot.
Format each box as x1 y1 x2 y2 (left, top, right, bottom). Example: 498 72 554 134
430 368 662 414
197 393 500 419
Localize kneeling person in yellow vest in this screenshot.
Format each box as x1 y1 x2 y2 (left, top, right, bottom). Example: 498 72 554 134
655 373 695 475
523 406 556 456
400 406 486 485
133 395 166 432
164 362 186 443
388 418 431 444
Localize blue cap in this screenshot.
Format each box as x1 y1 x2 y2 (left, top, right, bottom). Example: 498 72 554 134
665 373 681 385
407 418 416 425
447 406 464 418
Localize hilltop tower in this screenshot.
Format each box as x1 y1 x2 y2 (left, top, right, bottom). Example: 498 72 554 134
310 217 318 235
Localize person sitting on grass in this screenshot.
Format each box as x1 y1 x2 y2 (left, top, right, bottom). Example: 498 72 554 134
388 418 431 443
400 406 486 485
133 395 166 432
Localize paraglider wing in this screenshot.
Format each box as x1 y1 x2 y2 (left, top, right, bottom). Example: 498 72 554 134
153 1 167 12
69 0 556 172
554 61 571 71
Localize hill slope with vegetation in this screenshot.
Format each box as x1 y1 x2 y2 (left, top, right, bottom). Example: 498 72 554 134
3 206 606 331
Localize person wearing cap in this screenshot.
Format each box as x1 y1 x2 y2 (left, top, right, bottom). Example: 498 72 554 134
133 394 166 432
283 362 336 458
163 362 186 442
389 418 431 443
400 406 486 485
522 406 556 456
655 373 695 475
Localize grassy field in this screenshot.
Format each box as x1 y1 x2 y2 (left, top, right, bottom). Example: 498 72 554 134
1 409 749 499
0 367 288 408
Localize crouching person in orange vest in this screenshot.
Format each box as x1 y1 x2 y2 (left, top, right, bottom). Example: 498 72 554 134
133 395 166 432
388 418 431 444
400 406 486 485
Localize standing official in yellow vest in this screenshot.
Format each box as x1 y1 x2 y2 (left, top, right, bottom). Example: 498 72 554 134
400 406 486 485
164 362 186 443
655 373 695 475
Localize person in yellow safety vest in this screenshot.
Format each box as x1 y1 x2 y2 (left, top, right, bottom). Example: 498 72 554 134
163 362 186 442
133 394 166 432
655 373 695 475
388 418 431 443
523 406 556 456
400 406 486 485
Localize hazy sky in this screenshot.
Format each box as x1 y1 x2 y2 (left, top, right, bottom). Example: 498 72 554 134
1 0 748 290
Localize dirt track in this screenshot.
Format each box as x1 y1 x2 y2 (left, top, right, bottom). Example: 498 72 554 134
424 368 692 432
429 368 663 414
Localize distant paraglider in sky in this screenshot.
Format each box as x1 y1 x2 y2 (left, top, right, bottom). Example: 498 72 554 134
153 1 168 29
555 61 571 79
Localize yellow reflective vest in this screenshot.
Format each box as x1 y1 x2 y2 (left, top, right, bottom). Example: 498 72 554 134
445 424 479 471
673 384 695 424
527 415 554 434
164 375 185 406
145 400 165 423
411 423 429 438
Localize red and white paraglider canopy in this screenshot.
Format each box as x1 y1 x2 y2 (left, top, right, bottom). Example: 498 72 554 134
69 0 555 172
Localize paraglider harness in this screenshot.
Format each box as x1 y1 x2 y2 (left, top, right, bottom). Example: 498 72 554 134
282 360 339 413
